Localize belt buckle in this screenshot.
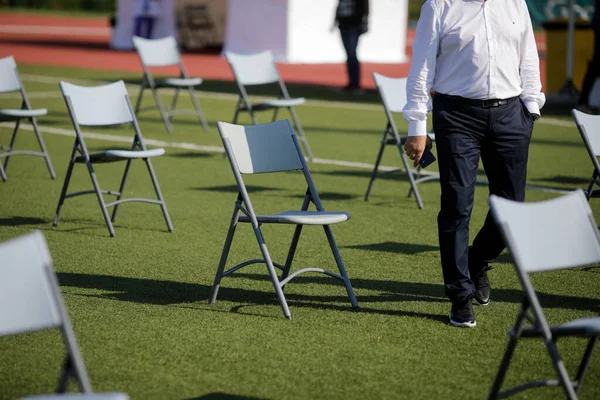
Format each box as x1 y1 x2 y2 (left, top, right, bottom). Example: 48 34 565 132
482 99 500 108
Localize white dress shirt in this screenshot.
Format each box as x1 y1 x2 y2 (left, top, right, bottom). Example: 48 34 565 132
402 0 546 137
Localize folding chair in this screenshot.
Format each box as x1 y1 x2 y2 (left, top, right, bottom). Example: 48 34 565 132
365 72 437 209
132 36 209 134
0 56 55 182
0 230 128 400
225 51 313 161
488 190 600 400
572 110 600 204
54 80 173 238
209 120 359 319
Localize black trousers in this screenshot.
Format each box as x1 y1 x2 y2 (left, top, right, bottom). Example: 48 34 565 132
432 93 534 302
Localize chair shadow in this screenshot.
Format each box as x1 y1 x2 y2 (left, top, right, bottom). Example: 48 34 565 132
167 151 215 159
56 272 445 323
532 175 589 186
192 184 281 193
44 218 172 238
184 394 267 400
230 273 600 314
57 272 600 319
0 216 47 227
289 191 358 201
344 241 438 254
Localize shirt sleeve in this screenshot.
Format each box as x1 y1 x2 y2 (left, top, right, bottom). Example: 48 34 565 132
519 0 545 115
402 0 440 137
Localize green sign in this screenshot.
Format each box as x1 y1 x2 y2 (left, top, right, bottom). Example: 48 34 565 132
526 0 595 25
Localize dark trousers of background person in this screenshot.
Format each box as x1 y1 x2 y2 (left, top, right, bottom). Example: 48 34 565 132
579 28 600 106
135 16 155 39
432 93 534 302
339 25 361 88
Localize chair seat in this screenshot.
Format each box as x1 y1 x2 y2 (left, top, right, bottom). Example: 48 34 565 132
0 108 47 120
75 148 165 163
515 317 600 338
241 210 350 225
22 393 129 400
156 77 203 87
252 98 306 110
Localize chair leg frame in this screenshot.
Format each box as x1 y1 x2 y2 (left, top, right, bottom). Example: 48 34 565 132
53 141 173 237
488 301 593 400
364 123 425 209
209 196 359 319
1 115 56 181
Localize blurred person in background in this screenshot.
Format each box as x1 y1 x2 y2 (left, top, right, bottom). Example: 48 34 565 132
578 0 600 111
334 0 369 93
135 0 160 39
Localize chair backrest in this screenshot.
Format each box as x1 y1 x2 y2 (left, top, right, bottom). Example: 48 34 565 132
60 81 134 127
572 109 600 157
132 36 181 67
373 73 408 114
0 56 21 93
225 51 280 86
489 190 600 273
0 230 62 337
218 120 304 174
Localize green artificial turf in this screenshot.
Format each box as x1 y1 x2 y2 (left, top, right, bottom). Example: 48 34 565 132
0 64 599 400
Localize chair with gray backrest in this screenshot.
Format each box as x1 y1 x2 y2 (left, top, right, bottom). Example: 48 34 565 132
210 119 358 319
132 36 208 134
0 55 55 182
54 80 173 238
0 230 128 399
572 110 600 203
225 51 313 161
366 72 437 209
488 190 600 400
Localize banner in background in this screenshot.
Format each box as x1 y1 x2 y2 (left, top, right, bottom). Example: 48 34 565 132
526 0 595 25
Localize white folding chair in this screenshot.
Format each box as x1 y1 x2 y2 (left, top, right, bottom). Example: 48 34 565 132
54 81 173 238
225 51 313 161
0 230 128 400
488 190 600 399
210 120 359 319
0 56 55 182
132 36 209 134
366 72 437 209
572 110 600 204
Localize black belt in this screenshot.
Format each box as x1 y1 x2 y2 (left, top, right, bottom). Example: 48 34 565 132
435 93 518 108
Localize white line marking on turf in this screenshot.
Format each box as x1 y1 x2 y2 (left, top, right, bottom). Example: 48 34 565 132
0 122 571 194
17 74 577 125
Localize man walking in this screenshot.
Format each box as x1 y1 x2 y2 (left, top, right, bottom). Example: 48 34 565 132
402 0 545 327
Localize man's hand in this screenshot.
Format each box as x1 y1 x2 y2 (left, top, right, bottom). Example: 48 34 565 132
404 136 433 167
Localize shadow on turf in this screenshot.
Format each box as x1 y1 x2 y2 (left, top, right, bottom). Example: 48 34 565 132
193 184 282 193
56 272 600 320
344 241 438 254
185 393 266 400
0 216 47 226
